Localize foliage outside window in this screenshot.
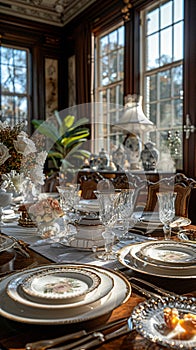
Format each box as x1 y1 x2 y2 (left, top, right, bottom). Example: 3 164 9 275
93 24 125 154
141 0 184 170
0 45 30 129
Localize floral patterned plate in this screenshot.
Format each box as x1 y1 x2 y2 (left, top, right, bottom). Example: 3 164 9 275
138 241 196 266
7 265 113 309
21 267 101 303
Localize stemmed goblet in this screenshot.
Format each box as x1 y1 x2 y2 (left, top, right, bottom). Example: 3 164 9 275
157 191 177 240
115 188 136 240
56 185 80 243
94 190 120 261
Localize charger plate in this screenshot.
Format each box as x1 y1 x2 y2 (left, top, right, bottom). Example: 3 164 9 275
118 243 196 278
21 267 100 303
132 296 196 350
7 266 113 309
0 264 131 324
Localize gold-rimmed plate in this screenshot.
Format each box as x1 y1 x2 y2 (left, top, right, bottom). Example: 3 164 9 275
20 266 101 304
7 265 114 309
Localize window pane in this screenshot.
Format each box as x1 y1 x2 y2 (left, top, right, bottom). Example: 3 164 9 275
15 67 27 93
95 24 124 154
109 87 116 104
148 74 157 101
1 64 14 93
149 103 157 124
174 0 183 22
161 1 172 29
118 27 124 47
100 35 108 56
146 33 159 69
100 56 109 86
159 70 171 99
160 27 172 65
172 65 183 96
174 22 184 61
109 31 117 50
14 49 27 67
146 8 159 34
174 99 183 126
109 52 117 83
160 101 172 127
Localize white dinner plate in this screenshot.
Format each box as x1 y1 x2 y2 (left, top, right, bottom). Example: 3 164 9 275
118 244 196 278
128 242 196 274
132 296 196 350
0 264 131 324
7 266 114 309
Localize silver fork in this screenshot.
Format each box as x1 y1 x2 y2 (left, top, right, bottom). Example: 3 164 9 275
49 319 133 350
129 277 180 298
25 317 128 350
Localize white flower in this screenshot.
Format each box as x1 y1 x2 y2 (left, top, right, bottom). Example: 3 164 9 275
13 131 37 155
36 151 48 165
0 121 9 130
0 143 11 165
30 166 46 185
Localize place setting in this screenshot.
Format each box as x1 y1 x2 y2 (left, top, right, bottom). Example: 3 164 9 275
0 263 131 325
118 239 196 279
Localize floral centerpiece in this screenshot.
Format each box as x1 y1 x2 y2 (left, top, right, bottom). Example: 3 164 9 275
29 197 63 224
0 121 47 197
28 197 64 238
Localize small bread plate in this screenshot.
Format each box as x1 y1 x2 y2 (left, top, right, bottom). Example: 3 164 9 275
7 265 114 309
132 296 196 349
21 266 101 303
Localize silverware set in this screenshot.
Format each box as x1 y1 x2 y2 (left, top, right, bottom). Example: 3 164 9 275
26 317 131 350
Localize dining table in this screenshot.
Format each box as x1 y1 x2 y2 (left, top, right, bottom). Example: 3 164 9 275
0 205 195 350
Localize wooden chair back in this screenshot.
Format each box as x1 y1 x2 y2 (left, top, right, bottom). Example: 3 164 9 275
144 173 196 218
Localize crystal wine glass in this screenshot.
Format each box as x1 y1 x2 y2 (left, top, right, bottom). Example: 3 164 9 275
56 185 80 242
157 191 177 240
94 190 120 260
115 188 136 240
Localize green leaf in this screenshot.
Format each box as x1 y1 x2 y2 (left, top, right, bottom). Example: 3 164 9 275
64 115 75 128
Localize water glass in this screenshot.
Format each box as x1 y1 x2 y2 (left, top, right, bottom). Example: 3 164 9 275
157 191 177 240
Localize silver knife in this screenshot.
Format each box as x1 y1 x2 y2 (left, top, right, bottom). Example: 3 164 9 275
50 318 133 350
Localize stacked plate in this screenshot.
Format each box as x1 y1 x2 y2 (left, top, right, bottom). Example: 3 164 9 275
0 263 131 324
118 240 196 278
132 211 191 232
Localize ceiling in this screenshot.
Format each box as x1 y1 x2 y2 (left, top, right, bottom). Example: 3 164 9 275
0 0 96 27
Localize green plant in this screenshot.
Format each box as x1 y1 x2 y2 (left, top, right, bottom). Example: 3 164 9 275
32 111 90 175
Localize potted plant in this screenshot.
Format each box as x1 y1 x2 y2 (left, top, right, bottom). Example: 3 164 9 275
32 111 90 183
